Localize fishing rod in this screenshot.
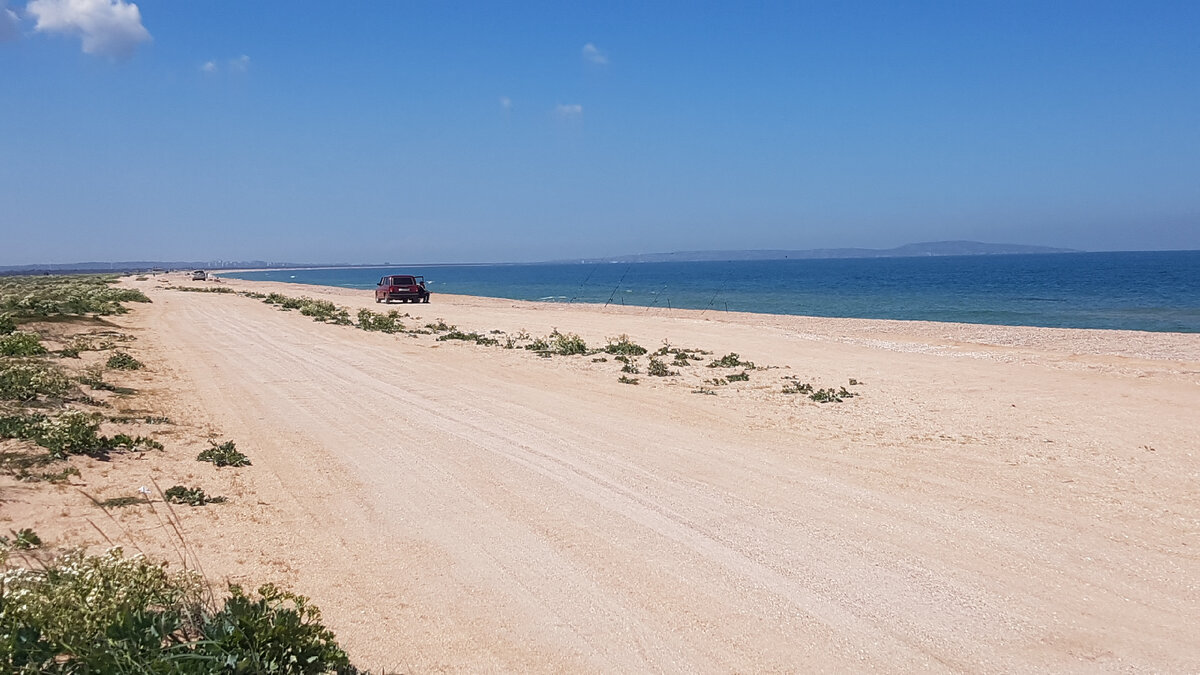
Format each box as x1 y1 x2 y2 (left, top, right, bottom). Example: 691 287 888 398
604 264 632 308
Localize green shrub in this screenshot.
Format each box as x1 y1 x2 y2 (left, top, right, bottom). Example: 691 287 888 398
195 583 355 673
603 335 647 356
0 549 359 674
708 353 754 369
646 357 676 377
438 329 498 346
621 361 639 374
164 485 227 506
617 375 639 385
726 371 750 382
0 275 150 319
809 387 857 403
197 440 251 467
35 411 104 459
0 528 42 551
105 351 144 370
298 299 351 325
20 411 160 459
781 379 814 395
549 331 588 355
356 308 405 333
0 315 15 335
0 332 47 357
0 412 47 440
424 320 452 333
0 360 71 401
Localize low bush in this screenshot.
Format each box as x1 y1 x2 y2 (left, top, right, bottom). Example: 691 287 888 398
164 485 227 506
0 548 361 673
617 375 639 385
4 411 160 459
621 361 640 374
708 353 754 369
0 315 15 335
603 335 647 356
438 329 499 346
356 308 405 333
0 332 47 357
0 360 71 401
298 299 352 325
34 411 105 459
809 387 857 403
0 275 150 319
646 357 677 377
105 351 144 370
781 379 814 395
197 440 251 467
726 371 750 382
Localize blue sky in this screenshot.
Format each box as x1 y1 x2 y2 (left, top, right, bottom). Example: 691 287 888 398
2 1 1198 264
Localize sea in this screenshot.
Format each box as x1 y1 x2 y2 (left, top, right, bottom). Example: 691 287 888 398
224 251 1200 333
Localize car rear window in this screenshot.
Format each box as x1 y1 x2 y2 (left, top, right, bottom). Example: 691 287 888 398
390 276 415 285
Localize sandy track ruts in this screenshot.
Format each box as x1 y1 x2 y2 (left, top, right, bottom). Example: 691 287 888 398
134 283 1199 673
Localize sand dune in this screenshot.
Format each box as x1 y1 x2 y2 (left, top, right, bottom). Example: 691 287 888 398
112 277 1199 672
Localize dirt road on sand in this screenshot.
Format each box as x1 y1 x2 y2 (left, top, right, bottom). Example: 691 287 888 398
127 279 1200 672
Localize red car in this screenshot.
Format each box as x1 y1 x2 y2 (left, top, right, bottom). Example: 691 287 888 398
375 275 430 303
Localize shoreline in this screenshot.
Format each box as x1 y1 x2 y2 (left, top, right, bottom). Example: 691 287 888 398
203 275 1200 363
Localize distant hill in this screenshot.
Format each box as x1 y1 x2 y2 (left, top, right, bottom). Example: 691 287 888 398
571 241 1080 264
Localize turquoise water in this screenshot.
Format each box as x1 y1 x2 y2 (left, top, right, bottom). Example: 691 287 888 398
225 251 1200 333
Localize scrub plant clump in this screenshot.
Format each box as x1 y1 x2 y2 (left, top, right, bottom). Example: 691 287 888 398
708 353 754 369
0 360 71 402
105 351 144 370
603 335 647 356
0 275 149 319
164 485 227 506
0 548 360 673
0 332 48 357
196 439 251 467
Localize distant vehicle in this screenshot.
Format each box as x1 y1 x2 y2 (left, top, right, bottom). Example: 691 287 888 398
375 274 430 303
191 270 207 281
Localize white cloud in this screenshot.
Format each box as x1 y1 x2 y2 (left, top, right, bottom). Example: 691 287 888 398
229 54 249 72
27 0 150 59
0 2 19 43
200 60 216 73
499 96 512 111
581 42 607 65
553 103 583 119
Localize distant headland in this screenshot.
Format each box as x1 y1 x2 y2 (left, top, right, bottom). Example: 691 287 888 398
568 241 1080 264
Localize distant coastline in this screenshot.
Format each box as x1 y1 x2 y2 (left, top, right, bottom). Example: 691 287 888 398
565 241 1080 264
0 240 1090 275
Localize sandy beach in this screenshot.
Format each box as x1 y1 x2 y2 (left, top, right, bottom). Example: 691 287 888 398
9 274 1199 672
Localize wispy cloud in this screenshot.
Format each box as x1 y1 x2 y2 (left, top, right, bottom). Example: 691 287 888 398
229 54 249 72
581 42 607 65
499 96 512 111
0 2 19 43
553 103 583 119
200 60 216 73
27 0 150 59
